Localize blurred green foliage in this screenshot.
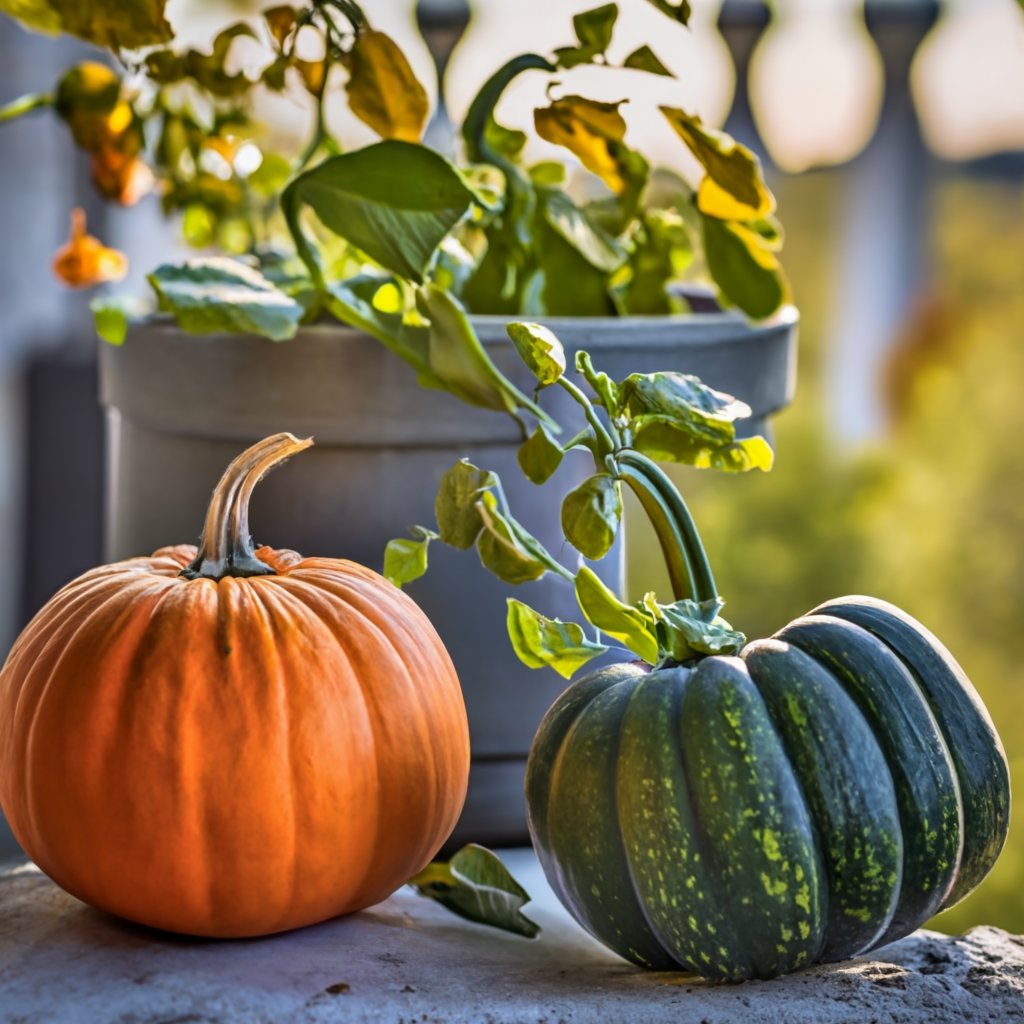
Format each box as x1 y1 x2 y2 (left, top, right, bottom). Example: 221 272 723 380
627 175 1024 935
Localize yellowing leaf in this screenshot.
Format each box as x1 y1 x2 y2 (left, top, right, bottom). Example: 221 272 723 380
534 96 639 195
50 0 171 49
660 106 774 221
52 208 127 288
701 214 789 320
506 599 607 679
0 0 61 34
345 28 429 142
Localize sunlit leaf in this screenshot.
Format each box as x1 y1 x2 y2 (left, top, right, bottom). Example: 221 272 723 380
518 423 564 485
345 28 429 141
643 594 745 661
506 321 566 387
573 3 617 52
575 566 659 664
534 96 646 197
26 0 173 48
632 421 774 472
410 844 539 938
619 370 751 443
540 189 625 273
476 491 548 584
435 459 496 550
52 207 127 288
701 213 789 320
642 0 691 26
562 474 622 560
283 141 476 283
90 294 146 345
506 599 607 678
623 45 672 77
660 106 774 221
147 258 303 341
383 526 438 588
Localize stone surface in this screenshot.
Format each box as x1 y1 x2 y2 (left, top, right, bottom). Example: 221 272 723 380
2 849 1022 1024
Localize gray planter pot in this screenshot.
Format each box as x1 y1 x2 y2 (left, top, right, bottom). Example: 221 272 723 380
99 309 797 847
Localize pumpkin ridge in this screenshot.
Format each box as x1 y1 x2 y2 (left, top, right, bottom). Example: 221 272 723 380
775 616 964 946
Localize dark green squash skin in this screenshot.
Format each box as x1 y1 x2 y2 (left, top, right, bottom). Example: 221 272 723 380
525 601 1010 981
809 596 1011 907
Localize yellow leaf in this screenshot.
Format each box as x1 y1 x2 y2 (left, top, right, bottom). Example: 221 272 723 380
661 106 774 221
344 28 429 142
534 95 633 194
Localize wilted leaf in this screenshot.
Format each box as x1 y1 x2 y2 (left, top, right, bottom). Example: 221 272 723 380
506 599 607 678
476 491 548 585
434 459 496 550
506 321 566 387
575 566 659 664
283 141 476 283
534 96 646 198
701 213 788 320
410 844 539 938
345 28 429 141
660 107 774 221
147 258 303 341
518 423 563 485
642 0 691 26
623 45 672 77
619 370 751 444
561 474 622 560
52 207 127 288
383 526 438 587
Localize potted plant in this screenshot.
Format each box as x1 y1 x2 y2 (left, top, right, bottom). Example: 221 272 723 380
1 0 796 844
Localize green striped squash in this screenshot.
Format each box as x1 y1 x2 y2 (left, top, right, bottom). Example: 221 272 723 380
525 595 1010 980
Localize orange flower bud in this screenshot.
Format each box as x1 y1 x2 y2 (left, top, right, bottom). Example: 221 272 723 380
52 208 128 289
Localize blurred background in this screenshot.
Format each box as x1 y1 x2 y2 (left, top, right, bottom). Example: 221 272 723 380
0 0 1022 936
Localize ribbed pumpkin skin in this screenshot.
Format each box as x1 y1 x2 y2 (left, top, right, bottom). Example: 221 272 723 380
0 543 470 938
525 596 1009 981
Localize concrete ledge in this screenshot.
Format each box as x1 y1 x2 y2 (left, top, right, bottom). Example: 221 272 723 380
2 850 1022 1023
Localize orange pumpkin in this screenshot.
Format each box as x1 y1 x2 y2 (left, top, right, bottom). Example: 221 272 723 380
0 433 469 937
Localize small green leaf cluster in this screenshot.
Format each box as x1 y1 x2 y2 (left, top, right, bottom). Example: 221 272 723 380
386 322 764 678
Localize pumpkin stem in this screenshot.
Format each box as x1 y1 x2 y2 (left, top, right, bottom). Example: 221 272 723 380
615 450 719 608
181 433 314 581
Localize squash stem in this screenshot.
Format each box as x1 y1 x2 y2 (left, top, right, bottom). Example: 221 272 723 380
616 450 719 607
181 433 314 581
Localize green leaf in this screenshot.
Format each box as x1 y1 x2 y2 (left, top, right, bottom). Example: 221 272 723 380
643 594 746 661
90 294 146 345
476 492 548 585
553 44 602 70
613 209 692 315
518 423 563 485
410 844 539 939
575 566 659 664
623 45 673 77
642 0 691 26
13 0 174 48
619 370 751 444
147 259 303 341
483 118 527 160
283 141 476 283
421 285 555 424
434 459 496 550
540 189 626 273
506 599 607 679
573 3 617 52
561 474 622 560
632 424 774 472
701 213 789 320
506 321 566 387
344 28 429 142
0 91 51 122
660 107 774 221
383 526 438 588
